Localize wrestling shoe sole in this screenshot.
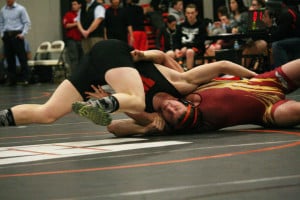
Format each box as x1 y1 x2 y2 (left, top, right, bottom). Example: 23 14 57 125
72 102 89 114
74 104 112 126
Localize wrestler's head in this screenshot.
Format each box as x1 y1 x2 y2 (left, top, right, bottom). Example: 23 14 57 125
160 98 200 130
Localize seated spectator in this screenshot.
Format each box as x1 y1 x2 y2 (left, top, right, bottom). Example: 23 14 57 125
205 12 235 59
173 3 207 70
168 0 185 25
241 0 268 71
229 0 249 34
272 37 300 67
155 15 178 57
269 0 300 67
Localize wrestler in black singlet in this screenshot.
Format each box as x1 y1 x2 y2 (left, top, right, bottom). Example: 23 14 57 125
135 61 182 112
68 39 135 100
68 39 181 111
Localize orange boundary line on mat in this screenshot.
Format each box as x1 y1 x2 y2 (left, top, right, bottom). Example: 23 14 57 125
240 129 300 136
0 130 299 179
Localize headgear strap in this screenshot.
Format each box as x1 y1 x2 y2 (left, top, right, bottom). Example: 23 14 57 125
175 104 193 129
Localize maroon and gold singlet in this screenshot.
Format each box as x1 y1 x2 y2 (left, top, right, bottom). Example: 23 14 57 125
194 67 298 131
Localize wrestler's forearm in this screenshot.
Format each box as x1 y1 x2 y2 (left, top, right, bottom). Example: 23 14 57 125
143 50 184 72
125 112 155 126
107 119 152 137
108 112 166 137
142 50 166 63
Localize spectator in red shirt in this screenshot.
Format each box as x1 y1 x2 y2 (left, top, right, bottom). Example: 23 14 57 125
62 0 83 73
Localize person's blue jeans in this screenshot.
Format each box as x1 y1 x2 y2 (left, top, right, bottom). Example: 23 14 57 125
272 37 300 68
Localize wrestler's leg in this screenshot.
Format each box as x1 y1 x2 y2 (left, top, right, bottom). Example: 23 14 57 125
105 67 145 113
281 59 300 86
1 80 83 126
156 60 256 95
273 100 300 127
73 68 146 126
185 48 195 70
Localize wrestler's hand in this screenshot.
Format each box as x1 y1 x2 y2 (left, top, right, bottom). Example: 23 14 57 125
85 84 110 99
145 115 166 133
131 49 145 62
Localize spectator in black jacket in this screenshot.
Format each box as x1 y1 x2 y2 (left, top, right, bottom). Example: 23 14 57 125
173 3 207 70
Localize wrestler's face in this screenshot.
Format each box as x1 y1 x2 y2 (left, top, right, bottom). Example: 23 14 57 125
160 100 187 126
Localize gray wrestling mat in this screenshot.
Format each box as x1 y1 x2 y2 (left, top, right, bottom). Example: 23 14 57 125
0 83 299 200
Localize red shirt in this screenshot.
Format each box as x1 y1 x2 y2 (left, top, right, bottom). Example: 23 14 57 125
62 11 82 41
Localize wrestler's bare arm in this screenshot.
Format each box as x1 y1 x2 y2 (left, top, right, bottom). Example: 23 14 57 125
107 119 150 137
131 49 184 72
107 113 166 137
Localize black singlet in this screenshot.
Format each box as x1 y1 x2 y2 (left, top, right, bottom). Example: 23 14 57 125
68 39 181 112
135 61 182 112
68 39 134 100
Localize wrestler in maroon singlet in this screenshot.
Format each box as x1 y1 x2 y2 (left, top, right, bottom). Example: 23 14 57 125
183 67 298 131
